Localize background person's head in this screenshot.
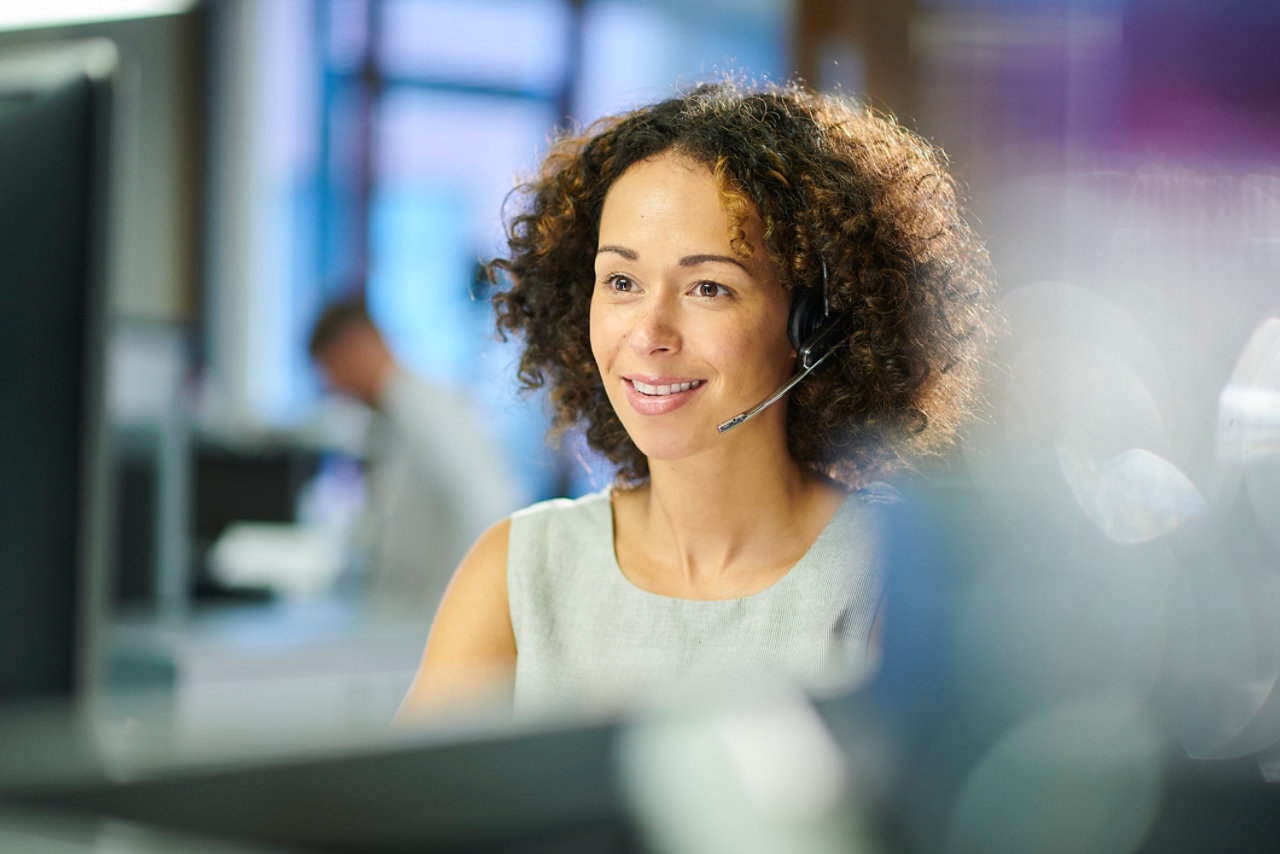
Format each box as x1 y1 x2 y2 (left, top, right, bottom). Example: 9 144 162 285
308 297 396 408
491 79 998 487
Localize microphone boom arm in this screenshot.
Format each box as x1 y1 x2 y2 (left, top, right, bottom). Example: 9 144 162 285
716 348 835 434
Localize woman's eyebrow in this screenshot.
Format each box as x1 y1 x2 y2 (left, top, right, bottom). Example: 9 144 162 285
595 247 751 273
679 253 749 271
597 245 637 260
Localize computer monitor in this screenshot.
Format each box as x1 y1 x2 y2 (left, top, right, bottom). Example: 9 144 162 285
0 39 117 706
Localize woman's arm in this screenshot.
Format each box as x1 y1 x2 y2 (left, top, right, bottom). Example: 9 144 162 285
394 518 517 723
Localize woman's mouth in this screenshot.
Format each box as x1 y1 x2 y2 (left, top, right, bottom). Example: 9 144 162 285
622 377 705 415
631 379 704 396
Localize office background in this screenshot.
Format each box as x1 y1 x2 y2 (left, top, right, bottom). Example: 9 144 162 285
1 1 1279 849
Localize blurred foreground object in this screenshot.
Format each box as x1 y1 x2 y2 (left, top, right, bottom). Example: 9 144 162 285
4 473 1280 852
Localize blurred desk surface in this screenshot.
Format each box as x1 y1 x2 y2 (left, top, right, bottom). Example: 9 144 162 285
0 803 294 853
105 596 428 756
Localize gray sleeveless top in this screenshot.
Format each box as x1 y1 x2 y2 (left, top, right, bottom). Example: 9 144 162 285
507 485 895 713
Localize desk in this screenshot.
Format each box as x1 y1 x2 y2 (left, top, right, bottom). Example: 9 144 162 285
104 596 425 760
0 803 289 853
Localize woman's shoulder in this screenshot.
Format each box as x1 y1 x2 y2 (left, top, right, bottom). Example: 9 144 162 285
815 480 903 550
511 487 611 519
442 515 513 595
507 488 614 568
851 480 903 507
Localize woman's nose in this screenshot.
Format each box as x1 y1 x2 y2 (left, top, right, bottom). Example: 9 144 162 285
629 295 681 356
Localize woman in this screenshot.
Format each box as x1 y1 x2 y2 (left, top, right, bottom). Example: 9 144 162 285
397 81 995 717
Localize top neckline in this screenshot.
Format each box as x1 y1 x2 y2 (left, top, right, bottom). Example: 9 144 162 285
597 487 860 604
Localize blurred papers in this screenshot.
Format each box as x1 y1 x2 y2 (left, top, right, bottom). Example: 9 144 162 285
208 523 344 598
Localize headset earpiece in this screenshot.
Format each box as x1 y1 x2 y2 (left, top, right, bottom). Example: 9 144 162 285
787 260 844 372
788 287 828 358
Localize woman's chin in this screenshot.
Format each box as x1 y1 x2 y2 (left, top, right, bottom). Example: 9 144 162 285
627 434 707 466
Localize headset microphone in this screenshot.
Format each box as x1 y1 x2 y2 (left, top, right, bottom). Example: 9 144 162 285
716 347 836 433
717 262 848 434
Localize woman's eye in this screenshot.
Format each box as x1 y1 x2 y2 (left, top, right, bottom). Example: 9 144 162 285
695 281 727 298
605 274 634 292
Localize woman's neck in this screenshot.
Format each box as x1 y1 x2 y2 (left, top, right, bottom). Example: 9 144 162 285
613 450 846 597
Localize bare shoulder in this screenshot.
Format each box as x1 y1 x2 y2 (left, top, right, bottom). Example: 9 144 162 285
447 516 512 596
394 519 516 723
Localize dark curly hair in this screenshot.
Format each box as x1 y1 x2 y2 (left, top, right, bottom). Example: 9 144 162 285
490 80 997 487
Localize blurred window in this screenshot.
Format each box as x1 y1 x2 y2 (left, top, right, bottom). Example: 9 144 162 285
379 0 573 94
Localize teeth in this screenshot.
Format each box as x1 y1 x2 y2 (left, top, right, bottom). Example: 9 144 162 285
633 379 702 396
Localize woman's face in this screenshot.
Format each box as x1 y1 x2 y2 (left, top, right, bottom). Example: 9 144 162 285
589 151 795 464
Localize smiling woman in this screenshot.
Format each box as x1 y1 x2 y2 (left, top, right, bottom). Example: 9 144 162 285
395 80 998 718
589 151 795 463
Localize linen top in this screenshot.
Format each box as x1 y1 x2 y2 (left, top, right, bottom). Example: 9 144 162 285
507 485 896 713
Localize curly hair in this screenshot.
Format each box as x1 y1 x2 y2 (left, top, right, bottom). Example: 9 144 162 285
490 80 997 487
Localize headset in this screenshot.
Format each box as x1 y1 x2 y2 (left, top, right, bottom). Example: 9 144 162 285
788 261 849 372
717 260 851 433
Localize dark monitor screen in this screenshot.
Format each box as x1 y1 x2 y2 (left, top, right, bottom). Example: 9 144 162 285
0 40 116 705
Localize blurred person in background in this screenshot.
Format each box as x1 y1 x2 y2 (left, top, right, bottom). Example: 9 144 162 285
308 296 524 621
397 80 997 719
